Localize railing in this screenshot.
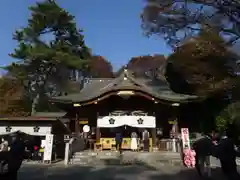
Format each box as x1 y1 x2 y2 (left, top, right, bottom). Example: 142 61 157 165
158 138 181 152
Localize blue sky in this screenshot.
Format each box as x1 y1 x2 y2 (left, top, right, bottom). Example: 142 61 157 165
0 0 171 72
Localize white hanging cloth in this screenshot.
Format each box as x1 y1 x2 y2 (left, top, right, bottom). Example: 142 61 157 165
0 126 51 136
97 116 156 128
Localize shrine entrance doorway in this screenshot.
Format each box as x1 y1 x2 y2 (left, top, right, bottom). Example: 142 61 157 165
96 115 156 150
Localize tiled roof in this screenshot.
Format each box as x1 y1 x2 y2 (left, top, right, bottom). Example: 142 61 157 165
0 112 67 121
50 70 198 104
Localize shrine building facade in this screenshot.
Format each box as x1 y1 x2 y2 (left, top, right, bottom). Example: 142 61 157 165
50 69 201 150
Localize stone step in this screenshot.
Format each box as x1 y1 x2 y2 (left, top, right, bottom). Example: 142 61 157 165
71 159 137 165
74 152 97 156
71 156 119 162
72 151 120 160
71 158 100 162
73 154 119 159
71 158 121 165
73 154 94 158
70 151 183 166
74 151 119 156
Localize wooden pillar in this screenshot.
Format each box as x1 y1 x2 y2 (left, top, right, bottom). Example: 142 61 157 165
173 104 180 135
151 128 156 147
172 108 179 152
64 142 70 166
174 119 180 152
96 127 100 143
95 111 100 143
75 110 80 136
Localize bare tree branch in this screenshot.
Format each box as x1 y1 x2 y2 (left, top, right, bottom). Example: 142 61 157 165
141 0 240 48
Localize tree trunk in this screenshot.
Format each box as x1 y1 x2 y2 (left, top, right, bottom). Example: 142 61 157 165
31 94 39 115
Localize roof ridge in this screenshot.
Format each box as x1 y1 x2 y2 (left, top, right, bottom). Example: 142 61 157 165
99 72 125 91
124 70 152 90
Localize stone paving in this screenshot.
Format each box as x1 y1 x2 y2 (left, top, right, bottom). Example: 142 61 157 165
210 156 240 174
19 151 240 180
18 163 227 180
18 151 231 180
19 151 239 180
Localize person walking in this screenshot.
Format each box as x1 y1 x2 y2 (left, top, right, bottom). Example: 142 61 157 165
33 145 39 161
193 133 214 178
142 129 149 151
218 131 239 180
0 138 9 176
115 132 122 152
131 132 138 151
7 132 25 180
0 138 8 152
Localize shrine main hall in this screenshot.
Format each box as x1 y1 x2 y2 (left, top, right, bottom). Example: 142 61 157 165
50 69 201 151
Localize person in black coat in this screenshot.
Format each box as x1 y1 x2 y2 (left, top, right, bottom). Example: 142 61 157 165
1 132 26 180
193 134 215 178
115 132 122 152
217 131 239 179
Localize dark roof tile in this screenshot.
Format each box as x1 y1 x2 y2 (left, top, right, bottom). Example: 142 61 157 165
50 70 198 103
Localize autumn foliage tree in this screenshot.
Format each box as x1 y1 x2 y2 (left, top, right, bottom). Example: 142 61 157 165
89 56 114 78
117 54 166 79
0 76 30 116
165 28 238 96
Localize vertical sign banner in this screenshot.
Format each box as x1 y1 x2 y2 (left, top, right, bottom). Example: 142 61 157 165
181 128 196 168
181 128 190 149
43 134 54 161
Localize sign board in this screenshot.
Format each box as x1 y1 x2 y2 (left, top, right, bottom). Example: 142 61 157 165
79 120 88 124
181 128 190 149
168 120 177 124
43 134 54 161
64 135 71 141
83 125 90 132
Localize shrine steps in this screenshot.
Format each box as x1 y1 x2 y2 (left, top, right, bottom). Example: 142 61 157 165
70 151 120 165
70 151 183 166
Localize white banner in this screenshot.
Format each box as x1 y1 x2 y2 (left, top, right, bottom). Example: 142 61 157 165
0 126 52 136
43 134 54 161
97 116 156 128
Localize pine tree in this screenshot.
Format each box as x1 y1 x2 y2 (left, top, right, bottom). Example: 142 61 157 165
6 0 91 114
